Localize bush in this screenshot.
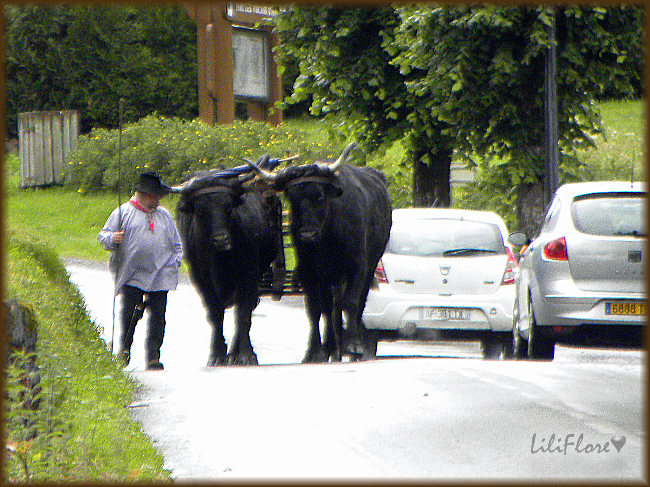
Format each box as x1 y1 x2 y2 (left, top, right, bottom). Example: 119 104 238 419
66 114 346 193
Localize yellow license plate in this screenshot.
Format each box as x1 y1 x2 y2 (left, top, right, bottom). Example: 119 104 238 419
605 302 647 316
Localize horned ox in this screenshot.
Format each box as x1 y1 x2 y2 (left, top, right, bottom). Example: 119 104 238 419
172 162 284 365
249 143 392 362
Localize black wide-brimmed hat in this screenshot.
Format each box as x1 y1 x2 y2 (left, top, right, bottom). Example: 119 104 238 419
134 172 171 197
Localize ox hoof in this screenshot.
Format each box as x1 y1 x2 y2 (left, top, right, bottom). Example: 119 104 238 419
207 356 228 367
301 349 328 364
228 353 258 366
328 350 342 363
345 340 365 356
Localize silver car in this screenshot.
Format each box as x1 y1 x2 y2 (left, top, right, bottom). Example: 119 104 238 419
362 208 519 359
508 181 646 360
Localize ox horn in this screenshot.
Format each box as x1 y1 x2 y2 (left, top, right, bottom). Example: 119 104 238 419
245 157 278 183
325 142 356 173
169 176 198 194
239 154 269 183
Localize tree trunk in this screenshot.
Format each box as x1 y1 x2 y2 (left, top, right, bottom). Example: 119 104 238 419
412 148 452 207
516 181 547 239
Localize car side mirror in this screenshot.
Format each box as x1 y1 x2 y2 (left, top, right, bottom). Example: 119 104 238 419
508 231 529 247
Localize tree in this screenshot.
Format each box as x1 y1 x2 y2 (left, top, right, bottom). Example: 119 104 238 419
392 4 644 234
275 6 455 207
4 4 198 137
275 5 644 227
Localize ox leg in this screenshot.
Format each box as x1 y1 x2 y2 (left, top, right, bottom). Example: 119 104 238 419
205 300 227 366
323 285 343 362
302 287 327 363
227 301 258 366
349 273 378 361
342 275 375 360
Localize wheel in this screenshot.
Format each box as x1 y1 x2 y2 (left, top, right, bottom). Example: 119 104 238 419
527 294 555 361
512 304 528 359
481 332 512 360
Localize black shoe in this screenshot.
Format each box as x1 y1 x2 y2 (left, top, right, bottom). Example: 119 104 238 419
146 361 164 371
118 350 130 367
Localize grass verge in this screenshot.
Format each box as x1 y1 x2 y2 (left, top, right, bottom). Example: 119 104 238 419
4 229 172 481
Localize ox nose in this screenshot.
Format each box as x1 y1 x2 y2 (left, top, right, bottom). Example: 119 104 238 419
211 231 232 251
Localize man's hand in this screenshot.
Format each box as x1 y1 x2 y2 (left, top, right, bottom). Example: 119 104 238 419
111 230 125 244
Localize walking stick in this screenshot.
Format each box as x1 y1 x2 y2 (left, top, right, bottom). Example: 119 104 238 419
111 99 125 353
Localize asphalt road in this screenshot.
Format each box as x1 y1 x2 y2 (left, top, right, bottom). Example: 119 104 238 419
65 259 646 481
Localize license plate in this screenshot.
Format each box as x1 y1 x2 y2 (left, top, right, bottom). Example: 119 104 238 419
426 308 471 321
605 302 647 316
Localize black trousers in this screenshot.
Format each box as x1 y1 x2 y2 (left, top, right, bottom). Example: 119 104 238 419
120 285 168 363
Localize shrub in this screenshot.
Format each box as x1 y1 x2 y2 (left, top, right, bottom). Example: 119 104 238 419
66 114 346 193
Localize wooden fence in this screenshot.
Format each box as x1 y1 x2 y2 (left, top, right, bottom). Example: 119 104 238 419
18 111 79 187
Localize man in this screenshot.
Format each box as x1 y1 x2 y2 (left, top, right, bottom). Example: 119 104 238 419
98 172 183 370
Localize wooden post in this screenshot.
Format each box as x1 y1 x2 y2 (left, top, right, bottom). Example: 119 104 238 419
184 2 283 126
267 29 283 126
213 6 235 124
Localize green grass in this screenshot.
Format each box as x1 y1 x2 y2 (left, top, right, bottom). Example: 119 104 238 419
582 99 645 181
6 187 123 261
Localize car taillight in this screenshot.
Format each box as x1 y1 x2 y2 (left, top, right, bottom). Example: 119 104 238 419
374 259 388 284
502 247 519 285
542 237 568 261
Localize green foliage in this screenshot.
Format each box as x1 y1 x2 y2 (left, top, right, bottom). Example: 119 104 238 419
276 5 644 217
4 4 197 136
393 5 643 170
7 100 641 254
66 114 347 193
276 7 408 155
4 231 171 482
275 6 455 206
453 99 645 230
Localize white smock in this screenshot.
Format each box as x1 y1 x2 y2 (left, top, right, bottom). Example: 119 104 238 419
98 200 183 294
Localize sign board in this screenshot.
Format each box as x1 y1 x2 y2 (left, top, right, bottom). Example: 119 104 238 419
226 3 276 25
450 162 475 186
232 27 269 101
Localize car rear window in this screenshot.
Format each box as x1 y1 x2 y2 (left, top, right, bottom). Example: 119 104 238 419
386 219 506 257
571 192 646 237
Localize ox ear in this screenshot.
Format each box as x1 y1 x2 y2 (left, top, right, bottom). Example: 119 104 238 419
232 193 245 207
176 196 194 213
326 182 343 198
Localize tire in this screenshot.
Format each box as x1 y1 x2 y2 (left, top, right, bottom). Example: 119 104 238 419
512 303 528 360
527 294 555 361
512 324 528 359
482 332 512 360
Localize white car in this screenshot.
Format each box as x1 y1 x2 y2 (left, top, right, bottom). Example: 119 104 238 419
362 208 518 359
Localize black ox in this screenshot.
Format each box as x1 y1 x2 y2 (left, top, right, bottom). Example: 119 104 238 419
250 143 392 362
172 164 284 365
